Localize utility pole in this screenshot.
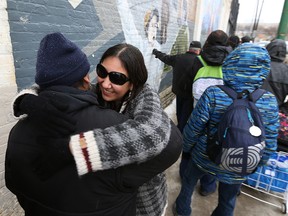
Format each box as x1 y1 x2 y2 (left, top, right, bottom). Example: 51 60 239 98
277 0 288 39
251 0 264 41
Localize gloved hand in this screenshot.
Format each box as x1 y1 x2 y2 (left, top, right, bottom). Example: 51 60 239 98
33 137 74 181
18 94 76 137
152 48 159 55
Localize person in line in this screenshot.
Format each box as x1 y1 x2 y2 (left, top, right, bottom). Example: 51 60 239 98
6 32 182 216
152 41 201 132
12 39 177 216
173 43 279 216
181 30 232 196
262 39 288 106
228 35 240 50
261 39 288 152
241 35 252 43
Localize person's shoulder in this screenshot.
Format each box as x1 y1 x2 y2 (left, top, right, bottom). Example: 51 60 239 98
142 84 157 93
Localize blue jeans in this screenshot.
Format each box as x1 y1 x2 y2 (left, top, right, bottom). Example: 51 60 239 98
179 156 217 193
175 160 242 216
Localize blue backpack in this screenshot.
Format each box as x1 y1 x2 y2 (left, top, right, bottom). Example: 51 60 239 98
207 85 266 176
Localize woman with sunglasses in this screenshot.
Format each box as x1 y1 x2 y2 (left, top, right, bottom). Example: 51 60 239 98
74 43 172 216
13 43 176 216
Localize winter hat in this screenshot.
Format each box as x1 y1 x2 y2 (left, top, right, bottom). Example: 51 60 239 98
222 43 271 89
241 36 251 43
35 32 90 88
189 41 202 49
205 30 229 46
266 39 287 62
228 35 240 49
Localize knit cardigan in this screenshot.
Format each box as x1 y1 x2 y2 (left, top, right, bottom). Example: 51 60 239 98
70 84 171 216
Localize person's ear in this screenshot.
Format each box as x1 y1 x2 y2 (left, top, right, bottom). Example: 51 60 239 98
82 75 91 90
129 84 133 91
83 74 90 83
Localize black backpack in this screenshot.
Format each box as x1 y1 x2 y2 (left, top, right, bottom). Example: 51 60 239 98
207 85 266 176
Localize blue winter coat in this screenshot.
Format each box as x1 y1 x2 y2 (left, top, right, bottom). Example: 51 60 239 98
183 43 279 184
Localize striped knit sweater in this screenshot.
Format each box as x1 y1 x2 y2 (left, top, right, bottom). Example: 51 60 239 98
70 84 171 216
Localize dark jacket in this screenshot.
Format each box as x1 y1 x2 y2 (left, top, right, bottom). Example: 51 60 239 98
261 39 288 106
5 86 182 216
153 50 198 98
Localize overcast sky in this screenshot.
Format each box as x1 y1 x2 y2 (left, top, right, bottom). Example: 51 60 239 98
237 0 285 23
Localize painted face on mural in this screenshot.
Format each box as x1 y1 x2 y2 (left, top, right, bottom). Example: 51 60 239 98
147 15 159 42
97 56 133 102
144 9 159 45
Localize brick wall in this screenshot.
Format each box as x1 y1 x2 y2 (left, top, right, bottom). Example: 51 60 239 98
0 0 232 214
0 0 22 215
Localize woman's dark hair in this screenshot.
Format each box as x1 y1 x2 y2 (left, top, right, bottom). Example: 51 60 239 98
96 43 148 110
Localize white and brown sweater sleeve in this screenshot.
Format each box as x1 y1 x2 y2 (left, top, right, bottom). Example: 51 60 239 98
70 85 171 176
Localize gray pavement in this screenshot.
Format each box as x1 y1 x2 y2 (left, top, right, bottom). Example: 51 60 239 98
164 157 286 216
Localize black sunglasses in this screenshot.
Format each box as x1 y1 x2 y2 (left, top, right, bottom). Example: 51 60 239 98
96 64 130 85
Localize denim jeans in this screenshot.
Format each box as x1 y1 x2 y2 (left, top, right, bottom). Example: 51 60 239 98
175 159 242 216
179 156 217 193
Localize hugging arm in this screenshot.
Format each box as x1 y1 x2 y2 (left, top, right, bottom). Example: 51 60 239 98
12 86 76 136
70 85 172 176
118 122 182 190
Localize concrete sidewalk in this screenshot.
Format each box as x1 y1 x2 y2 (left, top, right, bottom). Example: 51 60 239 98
164 157 285 216
164 100 286 216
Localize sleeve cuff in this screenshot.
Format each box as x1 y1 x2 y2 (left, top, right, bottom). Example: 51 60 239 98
70 131 102 176
11 88 38 120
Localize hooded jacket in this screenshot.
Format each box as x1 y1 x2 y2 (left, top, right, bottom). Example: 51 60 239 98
183 43 279 184
5 86 182 216
261 39 288 106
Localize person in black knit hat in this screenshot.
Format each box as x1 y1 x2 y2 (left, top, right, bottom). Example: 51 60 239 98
5 32 182 216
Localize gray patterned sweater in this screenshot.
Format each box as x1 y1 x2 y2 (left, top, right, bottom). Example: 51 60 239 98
70 84 171 216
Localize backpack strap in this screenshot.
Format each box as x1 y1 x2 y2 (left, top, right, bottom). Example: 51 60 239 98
249 89 266 102
217 85 237 99
218 85 265 102
197 56 208 67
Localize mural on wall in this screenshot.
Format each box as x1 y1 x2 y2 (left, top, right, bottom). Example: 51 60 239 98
7 0 196 92
187 0 198 39
201 0 223 43
118 1 169 90
6 0 124 89
159 0 194 91
158 0 170 45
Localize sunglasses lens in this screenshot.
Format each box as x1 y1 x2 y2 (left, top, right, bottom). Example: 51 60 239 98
109 73 129 85
97 64 129 85
96 64 108 78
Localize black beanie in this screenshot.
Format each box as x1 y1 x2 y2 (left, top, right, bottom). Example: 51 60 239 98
35 32 90 88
